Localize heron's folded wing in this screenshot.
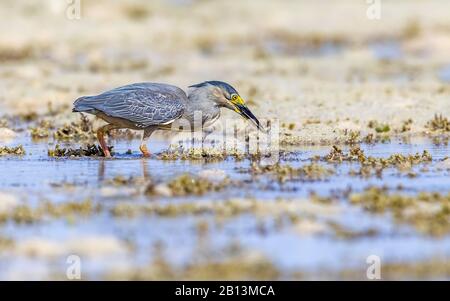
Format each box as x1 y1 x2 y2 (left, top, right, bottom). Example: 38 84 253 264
88 83 186 128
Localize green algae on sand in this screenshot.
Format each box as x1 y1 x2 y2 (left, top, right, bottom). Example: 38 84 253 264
48 144 113 157
0 145 25 156
146 173 229 197
248 162 334 182
349 187 450 237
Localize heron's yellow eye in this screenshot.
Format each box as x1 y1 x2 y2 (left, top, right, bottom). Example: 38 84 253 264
231 94 238 101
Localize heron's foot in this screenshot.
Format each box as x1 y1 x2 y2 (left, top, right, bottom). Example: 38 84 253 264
140 144 151 158
97 129 112 158
103 149 112 158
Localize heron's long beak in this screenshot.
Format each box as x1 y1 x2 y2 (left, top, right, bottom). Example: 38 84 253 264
234 103 265 132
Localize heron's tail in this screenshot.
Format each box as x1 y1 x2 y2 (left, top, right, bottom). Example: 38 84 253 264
73 96 94 113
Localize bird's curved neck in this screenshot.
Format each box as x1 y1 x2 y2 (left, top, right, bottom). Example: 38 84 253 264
184 90 220 126
187 88 219 109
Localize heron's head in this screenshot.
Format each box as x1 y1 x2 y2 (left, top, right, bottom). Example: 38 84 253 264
189 81 264 131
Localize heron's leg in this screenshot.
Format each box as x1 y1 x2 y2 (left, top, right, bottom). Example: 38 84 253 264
97 124 119 157
140 128 155 158
202 127 214 147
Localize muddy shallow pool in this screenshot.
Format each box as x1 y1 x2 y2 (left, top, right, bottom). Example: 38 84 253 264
0 133 449 280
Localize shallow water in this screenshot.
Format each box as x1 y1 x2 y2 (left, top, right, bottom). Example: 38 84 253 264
0 134 450 280
371 40 403 61
439 65 450 83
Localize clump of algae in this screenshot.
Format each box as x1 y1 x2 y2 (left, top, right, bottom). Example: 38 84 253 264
324 145 432 168
0 145 25 156
400 119 413 133
0 199 100 224
159 147 246 162
327 221 378 240
349 187 450 237
53 114 95 141
104 175 145 187
368 120 391 133
146 173 229 197
122 3 152 21
30 120 54 139
426 114 450 132
249 162 334 182
48 144 113 157
111 199 255 219
344 130 362 145
344 129 392 145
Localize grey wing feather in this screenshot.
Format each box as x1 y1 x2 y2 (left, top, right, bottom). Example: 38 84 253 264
74 83 187 128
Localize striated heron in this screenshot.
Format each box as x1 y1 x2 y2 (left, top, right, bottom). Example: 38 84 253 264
73 81 263 157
